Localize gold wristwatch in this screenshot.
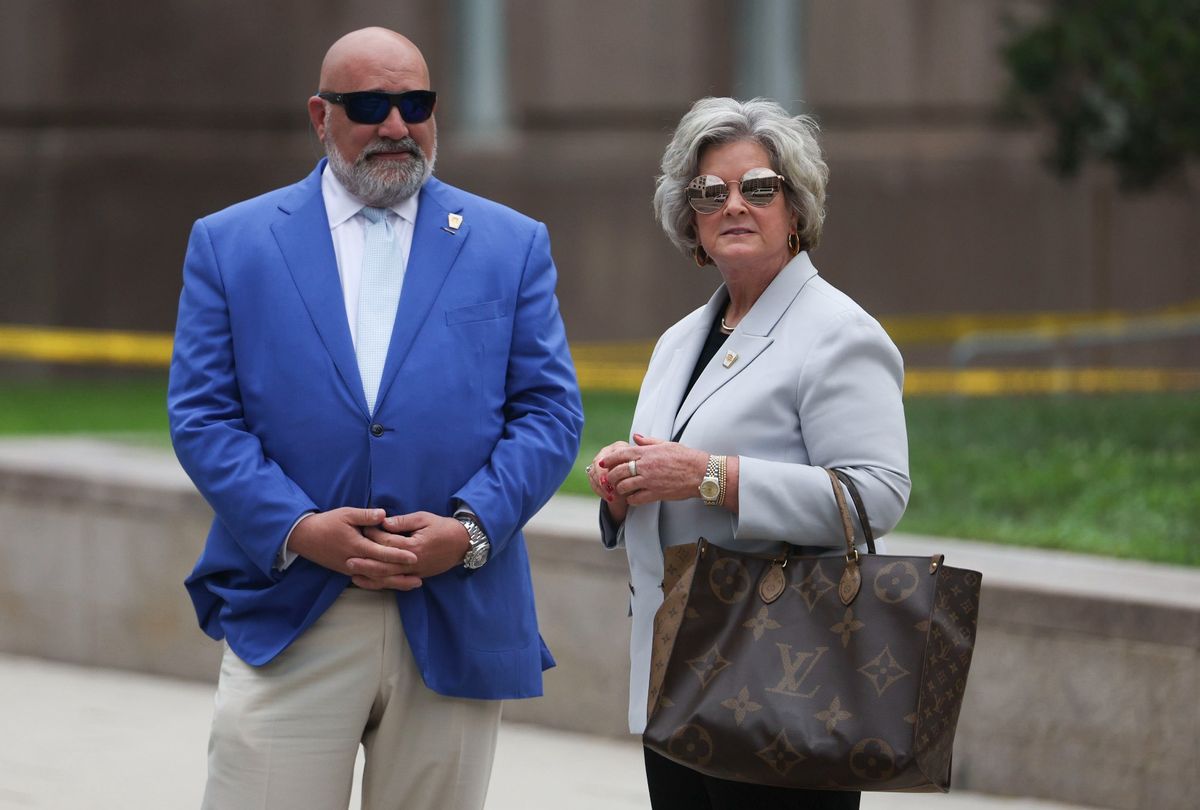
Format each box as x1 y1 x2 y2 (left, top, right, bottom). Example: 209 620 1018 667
699 455 727 506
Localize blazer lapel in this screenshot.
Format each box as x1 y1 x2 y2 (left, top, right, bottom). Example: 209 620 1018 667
272 165 365 413
670 252 819 439
625 309 710 566
647 337 705 441
374 178 468 410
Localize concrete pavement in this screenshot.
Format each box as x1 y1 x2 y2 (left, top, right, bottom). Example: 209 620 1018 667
0 654 1097 810
4 437 1196 806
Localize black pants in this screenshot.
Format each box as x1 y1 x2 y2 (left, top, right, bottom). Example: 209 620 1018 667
645 747 861 810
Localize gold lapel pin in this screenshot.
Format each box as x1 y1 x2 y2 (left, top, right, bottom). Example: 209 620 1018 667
442 213 464 235
723 350 738 368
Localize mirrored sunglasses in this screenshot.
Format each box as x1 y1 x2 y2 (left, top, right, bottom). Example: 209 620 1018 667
317 90 437 125
686 168 788 214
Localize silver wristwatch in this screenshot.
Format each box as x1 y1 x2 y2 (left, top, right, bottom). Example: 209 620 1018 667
456 515 491 570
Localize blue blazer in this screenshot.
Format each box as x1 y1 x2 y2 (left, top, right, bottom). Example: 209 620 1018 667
168 161 583 700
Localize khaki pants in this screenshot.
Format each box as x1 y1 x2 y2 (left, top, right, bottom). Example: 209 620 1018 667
201 587 502 810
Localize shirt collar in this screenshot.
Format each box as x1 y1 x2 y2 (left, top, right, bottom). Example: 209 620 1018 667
321 162 421 228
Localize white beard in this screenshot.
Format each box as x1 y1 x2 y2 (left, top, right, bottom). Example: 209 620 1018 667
323 126 437 207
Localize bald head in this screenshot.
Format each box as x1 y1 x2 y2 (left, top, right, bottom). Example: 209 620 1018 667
318 27 430 92
308 27 438 208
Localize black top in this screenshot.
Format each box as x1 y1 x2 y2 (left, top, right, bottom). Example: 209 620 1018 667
674 303 730 442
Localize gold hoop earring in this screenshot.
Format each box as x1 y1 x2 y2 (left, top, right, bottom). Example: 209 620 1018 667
787 232 801 256
693 245 710 267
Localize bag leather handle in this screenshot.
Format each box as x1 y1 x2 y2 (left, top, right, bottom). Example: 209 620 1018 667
832 469 876 554
825 469 859 561
825 469 865 605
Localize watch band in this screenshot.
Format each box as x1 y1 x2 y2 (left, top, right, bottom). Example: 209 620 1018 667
456 515 490 569
700 455 728 507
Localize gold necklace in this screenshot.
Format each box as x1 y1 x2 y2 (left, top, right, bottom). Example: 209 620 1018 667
719 316 735 334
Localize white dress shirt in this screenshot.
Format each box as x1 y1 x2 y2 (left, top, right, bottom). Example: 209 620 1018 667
321 165 419 346
276 166 421 570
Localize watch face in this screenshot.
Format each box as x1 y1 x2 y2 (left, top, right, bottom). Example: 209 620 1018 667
699 478 720 500
464 543 489 569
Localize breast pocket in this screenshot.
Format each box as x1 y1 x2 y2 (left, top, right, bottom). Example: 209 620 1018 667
441 298 511 438
445 298 507 325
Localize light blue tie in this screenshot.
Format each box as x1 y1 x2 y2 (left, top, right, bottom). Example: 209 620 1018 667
356 206 405 414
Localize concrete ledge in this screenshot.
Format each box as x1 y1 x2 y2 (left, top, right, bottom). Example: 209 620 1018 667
0 438 215 680
1 438 1197 810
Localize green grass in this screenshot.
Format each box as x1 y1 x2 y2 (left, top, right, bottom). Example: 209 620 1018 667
568 390 1200 566
0 376 170 442
561 390 642 497
2 377 1196 565
901 394 1200 566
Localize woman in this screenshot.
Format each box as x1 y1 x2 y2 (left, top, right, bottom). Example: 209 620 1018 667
588 97 910 809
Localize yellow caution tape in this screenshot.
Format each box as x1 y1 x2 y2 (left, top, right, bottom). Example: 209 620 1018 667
576 365 1200 396
0 325 173 367
4 318 1199 396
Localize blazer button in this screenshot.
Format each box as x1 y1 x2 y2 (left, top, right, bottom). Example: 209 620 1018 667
370 423 384 437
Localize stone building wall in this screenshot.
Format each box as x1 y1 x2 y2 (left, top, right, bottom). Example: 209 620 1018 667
1 0 1196 356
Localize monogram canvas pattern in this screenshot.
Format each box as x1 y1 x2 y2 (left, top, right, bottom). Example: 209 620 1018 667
644 540 982 792
648 543 701 715
914 566 981 781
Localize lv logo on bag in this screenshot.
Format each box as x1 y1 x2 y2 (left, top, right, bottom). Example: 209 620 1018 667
767 644 828 698
644 469 982 793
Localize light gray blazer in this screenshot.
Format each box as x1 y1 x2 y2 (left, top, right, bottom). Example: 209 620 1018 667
599 252 911 733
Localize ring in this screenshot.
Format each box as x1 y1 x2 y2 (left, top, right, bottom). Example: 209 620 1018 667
629 459 638 477
585 464 594 475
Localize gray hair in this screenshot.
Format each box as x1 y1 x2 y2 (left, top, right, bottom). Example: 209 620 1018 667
653 97 829 256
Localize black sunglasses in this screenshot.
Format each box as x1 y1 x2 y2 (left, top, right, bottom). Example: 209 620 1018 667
686 168 788 214
317 90 437 125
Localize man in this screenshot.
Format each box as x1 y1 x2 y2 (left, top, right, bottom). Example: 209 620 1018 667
168 27 583 810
